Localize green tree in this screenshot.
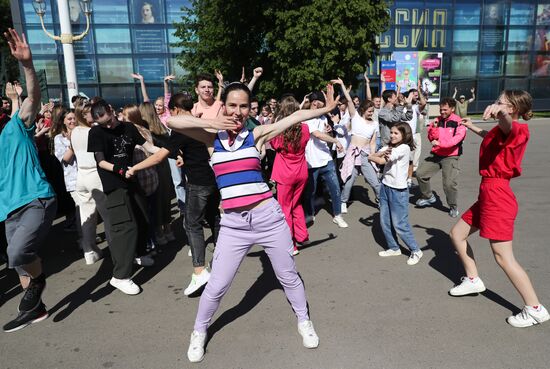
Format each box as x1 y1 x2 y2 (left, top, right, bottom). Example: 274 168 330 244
173 0 390 99
1 0 19 86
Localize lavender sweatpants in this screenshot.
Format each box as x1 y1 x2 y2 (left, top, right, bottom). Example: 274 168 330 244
193 198 310 333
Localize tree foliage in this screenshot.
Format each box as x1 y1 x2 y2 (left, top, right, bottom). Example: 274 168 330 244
1 0 19 85
174 0 390 99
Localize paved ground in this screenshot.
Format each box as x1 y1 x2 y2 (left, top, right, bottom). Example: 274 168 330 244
1 119 550 369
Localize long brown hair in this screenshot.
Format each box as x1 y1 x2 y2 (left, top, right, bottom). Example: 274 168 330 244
123 104 149 128
50 107 74 137
390 122 416 151
140 102 167 135
274 96 302 152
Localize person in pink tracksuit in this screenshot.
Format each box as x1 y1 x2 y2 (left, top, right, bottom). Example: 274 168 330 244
270 96 311 255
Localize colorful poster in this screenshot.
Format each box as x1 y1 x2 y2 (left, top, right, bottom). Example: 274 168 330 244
393 51 419 94
418 52 443 102
380 60 396 91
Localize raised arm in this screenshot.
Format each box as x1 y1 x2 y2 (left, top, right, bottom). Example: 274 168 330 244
214 69 224 102
482 102 512 135
5 29 40 127
167 114 237 146
364 72 372 101
254 84 340 145
417 89 427 111
452 87 457 100
5 82 19 116
461 118 487 138
247 67 263 92
131 73 150 102
469 87 475 103
331 78 356 117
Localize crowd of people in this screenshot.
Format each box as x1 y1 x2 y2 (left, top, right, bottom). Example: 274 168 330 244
1 28 549 363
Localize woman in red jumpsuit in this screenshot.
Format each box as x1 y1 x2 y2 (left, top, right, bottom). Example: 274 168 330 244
448 90 549 328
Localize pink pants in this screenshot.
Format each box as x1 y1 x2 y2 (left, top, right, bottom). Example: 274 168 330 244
276 178 309 244
193 198 310 333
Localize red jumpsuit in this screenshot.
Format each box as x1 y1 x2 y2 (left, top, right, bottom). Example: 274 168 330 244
462 121 529 241
271 124 310 244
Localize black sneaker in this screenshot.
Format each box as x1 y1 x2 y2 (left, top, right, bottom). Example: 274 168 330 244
3 302 49 333
18 274 46 312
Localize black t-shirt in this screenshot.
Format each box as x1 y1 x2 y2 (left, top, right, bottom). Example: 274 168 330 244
165 131 216 186
88 121 146 193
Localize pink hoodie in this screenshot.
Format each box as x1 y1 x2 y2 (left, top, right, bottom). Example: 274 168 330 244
427 113 466 157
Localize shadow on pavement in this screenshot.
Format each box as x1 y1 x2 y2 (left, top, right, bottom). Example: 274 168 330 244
415 224 520 314
360 212 386 250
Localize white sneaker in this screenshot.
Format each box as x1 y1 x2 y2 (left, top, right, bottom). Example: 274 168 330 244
109 277 140 295
341 203 348 214
407 250 423 265
507 305 550 328
333 215 348 228
297 320 319 349
378 249 402 257
134 255 154 267
449 276 486 296
84 250 102 265
416 194 436 207
187 330 207 363
184 269 211 296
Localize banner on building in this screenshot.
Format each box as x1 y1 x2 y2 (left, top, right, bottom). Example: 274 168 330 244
418 52 443 102
392 52 419 93
380 60 396 91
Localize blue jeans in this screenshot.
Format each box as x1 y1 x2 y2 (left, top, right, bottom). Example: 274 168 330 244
168 158 186 214
305 160 341 217
379 183 419 252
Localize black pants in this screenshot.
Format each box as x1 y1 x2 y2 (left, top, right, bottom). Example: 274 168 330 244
105 187 149 279
184 183 220 268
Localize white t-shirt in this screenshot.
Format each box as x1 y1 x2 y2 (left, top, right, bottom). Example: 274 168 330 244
405 105 420 135
305 116 333 168
333 110 351 159
380 144 411 189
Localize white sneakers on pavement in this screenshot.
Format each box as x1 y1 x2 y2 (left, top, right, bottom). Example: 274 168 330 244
507 305 550 328
84 250 102 265
449 276 486 296
333 215 348 228
297 320 319 349
406 250 423 265
187 330 207 363
184 269 211 296
378 248 402 257
109 277 140 295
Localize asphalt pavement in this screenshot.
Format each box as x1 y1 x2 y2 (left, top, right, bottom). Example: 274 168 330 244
1 118 549 369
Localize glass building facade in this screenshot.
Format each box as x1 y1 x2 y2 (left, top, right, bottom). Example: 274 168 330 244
9 0 550 111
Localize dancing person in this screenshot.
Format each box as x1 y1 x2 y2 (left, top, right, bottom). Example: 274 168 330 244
1 28 57 332
191 72 224 119
378 90 413 146
87 99 159 295
126 92 220 296
453 87 475 119
449 91 549 327
333 78 380 212
368 123 423 265
164 82 341 362
303 91 348 227
415 97 466 218
403 89 427 187
270 96 311 255
71 98 109 264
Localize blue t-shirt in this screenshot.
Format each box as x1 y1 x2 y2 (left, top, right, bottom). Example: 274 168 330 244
0 111 55 221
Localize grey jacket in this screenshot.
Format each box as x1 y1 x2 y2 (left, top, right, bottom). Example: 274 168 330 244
378 105 413 145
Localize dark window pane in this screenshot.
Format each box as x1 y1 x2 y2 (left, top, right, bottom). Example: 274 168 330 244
479 54 503 76
506 54 531 76
453 29 479 51
134 58 168 82
504 79 529 90
33 59 61 84
531 78 550 98
132 26 168 53
100 86 136 108
451 55 477 77
75 59 98 82
477 79 502 100
72 24 95 55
